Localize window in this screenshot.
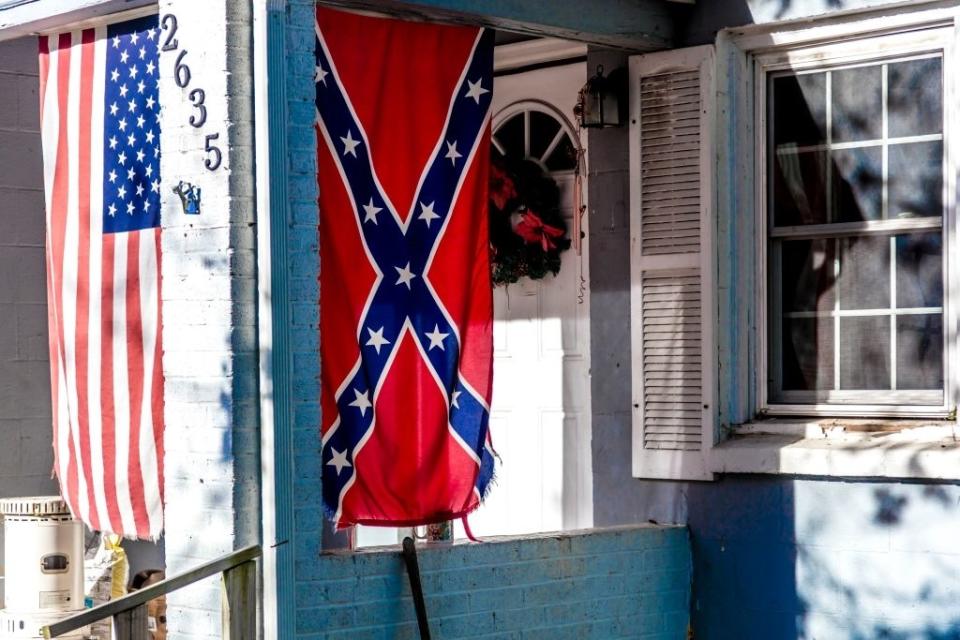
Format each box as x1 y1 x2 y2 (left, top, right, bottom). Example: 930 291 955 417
757 31 954 415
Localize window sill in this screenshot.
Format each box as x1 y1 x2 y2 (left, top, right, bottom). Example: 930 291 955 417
709 419 960 481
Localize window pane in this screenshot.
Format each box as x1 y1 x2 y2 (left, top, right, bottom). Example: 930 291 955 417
839 316 890 390
544 135 577 172
772 151 828 226
896 314 943 390
888 57 942 137
889 141 943 218
494 112 524 158
896 232 943 308
839 235 889 310
781 318 834 391
781 239 835 312
772 73 826 147
831 65 882 142
529 110 561 161
832 146 882 222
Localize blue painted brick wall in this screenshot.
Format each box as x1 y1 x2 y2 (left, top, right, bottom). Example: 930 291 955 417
284 0 327 634
295 526 691 640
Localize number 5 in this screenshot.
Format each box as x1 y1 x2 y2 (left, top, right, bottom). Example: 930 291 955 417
204 133 222 171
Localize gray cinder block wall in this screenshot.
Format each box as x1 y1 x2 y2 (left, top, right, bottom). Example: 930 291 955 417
0 36 59 588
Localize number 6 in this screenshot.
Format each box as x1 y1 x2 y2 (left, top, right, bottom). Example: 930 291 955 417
204 133 222 171
174 50 191 88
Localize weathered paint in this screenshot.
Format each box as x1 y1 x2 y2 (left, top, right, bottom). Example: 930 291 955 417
319 0 675 50
296 526 691 640
588 4 960 639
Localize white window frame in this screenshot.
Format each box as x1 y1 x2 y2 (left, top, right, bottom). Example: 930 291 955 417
753 25 959 419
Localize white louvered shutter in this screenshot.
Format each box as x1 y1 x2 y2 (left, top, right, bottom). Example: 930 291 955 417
628 45 716 481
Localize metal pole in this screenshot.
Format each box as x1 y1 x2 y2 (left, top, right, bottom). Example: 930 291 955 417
401 537 431 640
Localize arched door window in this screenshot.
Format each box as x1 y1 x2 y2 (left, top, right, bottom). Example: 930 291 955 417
492 101 579 173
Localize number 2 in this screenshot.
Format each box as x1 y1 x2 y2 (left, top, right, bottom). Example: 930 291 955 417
160 14 178 52
204 133 222 171
188 88 206 128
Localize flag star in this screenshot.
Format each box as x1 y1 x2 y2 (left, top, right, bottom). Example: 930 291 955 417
418 201 440 228
314 63 329 85
119 83 129 98
126 201 135 215
117 185 127 200
137 80 146 94
153 146 159 158
145 165 154 178
348 388 372 417
425 324 449 351
128 65 138 79
145 96 156 109
108 169 117 183
151 179 159 193
120 50 129 64
394 262 416 289
136 183 145 197
445 140 462 165
109 102 119 116
136 149 145 163
126 167 136 181
146 61 155 76
136 114 145 129
128 98 137 112
118 150 127 165
327 448 352 475
144 199 151 212
112 35 121 48
365 326 391 355
147 28 156 40
340 131 360 157
127 132 136 146
108 203 117 217
451 389 462 409
362 198 382 224
465 78 489 104
130 32 139 45
138 46 146 60
108 135 118 149
110 68 119 82
118 117 128 131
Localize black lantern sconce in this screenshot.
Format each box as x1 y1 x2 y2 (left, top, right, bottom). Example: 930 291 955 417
574 64 626 128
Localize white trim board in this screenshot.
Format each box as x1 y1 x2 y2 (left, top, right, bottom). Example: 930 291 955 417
494 37 586 72
0 0 155 41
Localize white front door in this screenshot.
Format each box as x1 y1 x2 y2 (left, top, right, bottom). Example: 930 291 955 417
461 60 593 537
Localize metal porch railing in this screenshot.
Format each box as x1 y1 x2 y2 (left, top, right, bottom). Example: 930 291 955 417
42 544 261 640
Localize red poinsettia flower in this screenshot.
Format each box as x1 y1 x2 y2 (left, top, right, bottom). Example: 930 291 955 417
513 209 566 251
489 162 517 211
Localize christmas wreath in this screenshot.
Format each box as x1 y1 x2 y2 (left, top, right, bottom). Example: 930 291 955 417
488 153 571 286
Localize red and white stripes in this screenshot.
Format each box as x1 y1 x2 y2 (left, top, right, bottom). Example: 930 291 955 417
38 27 164 540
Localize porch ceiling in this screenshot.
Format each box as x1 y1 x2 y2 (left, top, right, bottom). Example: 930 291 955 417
319 0 680 51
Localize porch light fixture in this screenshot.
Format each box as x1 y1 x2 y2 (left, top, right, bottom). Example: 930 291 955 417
574 64 624 128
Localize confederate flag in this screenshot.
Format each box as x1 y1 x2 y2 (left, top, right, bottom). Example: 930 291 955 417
315 7 496 527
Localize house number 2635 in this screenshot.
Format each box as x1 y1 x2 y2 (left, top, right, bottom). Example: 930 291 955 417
160 13 222 172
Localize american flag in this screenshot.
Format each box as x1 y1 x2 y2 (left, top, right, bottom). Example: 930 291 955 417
38 15 164 539
315 7 495 528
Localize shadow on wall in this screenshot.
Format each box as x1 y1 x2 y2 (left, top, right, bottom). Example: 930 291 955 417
688 477 960 640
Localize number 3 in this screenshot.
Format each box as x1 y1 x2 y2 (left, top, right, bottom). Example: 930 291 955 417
188 88 206 128
204 133 222 171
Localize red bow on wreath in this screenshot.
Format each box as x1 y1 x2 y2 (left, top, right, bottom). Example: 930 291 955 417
513 209 566 251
